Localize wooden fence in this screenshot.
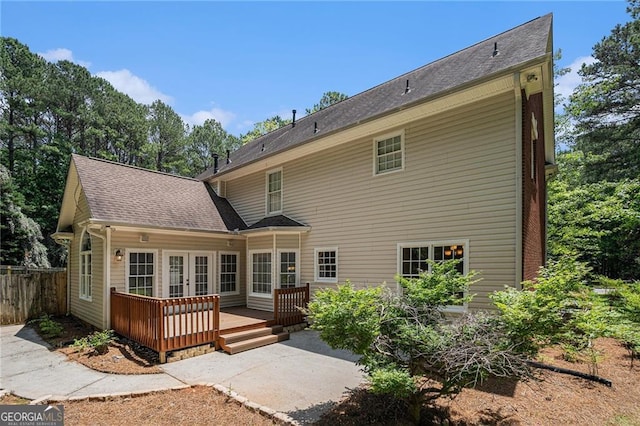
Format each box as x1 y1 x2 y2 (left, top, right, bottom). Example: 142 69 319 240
110 288 220 363
274 283 309 326
0 271 67 325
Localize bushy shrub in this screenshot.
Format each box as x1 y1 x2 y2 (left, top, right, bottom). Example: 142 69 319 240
29 314 63 338
491 258 611 357
308 261 529 424
72 330 115 355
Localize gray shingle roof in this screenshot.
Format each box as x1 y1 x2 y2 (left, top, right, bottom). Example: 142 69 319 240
247 215 308 230
198 14 552 181
73 155 246 232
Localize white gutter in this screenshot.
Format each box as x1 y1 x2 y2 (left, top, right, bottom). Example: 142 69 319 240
514 72 523 290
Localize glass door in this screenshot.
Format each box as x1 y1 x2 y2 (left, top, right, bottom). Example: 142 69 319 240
164 252 213 297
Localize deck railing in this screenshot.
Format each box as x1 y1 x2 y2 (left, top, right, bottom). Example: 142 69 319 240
110 288 220 363
274 283 309 326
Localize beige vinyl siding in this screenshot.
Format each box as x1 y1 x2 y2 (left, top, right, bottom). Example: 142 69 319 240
227 92 517 310
276 234 299 249
69 192 105 329
110 231 246 308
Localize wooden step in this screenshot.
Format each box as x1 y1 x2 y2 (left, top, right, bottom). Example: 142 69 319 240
221 332 289 355
219 325 284 345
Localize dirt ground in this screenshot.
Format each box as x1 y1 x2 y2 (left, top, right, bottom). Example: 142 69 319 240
317 338 640 426
9 316 640 425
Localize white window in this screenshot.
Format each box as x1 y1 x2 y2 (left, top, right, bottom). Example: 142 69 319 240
266 169 283 214
279 250 299 289
315 248 338 283
251 251 272 296
374 131 404 175
127 251 156 297
398 241 468 310
219 251 239 294
79 230 92 301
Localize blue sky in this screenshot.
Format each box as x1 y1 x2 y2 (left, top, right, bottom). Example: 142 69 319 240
1 1 630 136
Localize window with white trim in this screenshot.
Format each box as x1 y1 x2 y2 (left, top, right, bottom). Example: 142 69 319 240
400 245 429 278
251 251 272 295
79 230 92 301
219 252 239 294
128 251 155 297
266 169 282 214
279 251 298 289
374 132 404 174
315 248 338 283
398 241 467 305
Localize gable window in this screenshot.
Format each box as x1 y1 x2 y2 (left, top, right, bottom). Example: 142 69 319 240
279 250 298 289
79 230 92 301
398 241 467 309
220 252 239 294
266 169 283 214
374 131 404 175
251 251 272 296
127 251 155 297
315 248 338 283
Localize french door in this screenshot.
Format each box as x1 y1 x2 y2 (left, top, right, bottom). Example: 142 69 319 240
164 252 213 298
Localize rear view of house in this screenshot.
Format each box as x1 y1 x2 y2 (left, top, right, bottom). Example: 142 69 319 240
54 14 555 358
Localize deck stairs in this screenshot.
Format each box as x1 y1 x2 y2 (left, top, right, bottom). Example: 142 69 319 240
219 324 289 354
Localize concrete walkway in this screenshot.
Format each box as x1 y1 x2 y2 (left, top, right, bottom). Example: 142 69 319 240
0 324 364 424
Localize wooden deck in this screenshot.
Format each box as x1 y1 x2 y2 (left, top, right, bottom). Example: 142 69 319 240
219 307 275 334
110 285 309 362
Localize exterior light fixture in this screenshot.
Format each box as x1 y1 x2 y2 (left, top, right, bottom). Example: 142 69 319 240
115 249 123 262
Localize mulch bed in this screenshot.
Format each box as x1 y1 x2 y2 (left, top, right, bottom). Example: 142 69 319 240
31 315 162 375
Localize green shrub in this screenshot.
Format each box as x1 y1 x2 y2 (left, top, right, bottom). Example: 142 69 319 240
491 258 611 357
29 315 63 338
72 330 115 355
308 261 529 424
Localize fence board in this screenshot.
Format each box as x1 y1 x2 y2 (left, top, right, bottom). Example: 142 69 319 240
0 271 67 324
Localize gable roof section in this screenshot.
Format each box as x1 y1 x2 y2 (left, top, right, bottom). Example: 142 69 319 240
198 14 552 181
57 154 246 233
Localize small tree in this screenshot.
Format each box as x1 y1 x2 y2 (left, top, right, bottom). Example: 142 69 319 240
308 261 530 424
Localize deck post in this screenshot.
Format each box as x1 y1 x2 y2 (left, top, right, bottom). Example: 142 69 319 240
305 282 310 305
159 351 166 364
274 290 280 324
214 296 220 350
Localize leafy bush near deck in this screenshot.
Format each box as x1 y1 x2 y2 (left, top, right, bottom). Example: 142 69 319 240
308 260 530 424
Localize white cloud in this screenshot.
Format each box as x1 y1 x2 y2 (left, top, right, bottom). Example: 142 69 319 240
555 56 596 103
183 107 237 128
39 48 91 68
96 69 172 105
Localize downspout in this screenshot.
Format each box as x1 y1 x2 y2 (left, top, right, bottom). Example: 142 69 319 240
86 226 107 329
514 72 523 290
52 238 72 315
105 226 111 329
